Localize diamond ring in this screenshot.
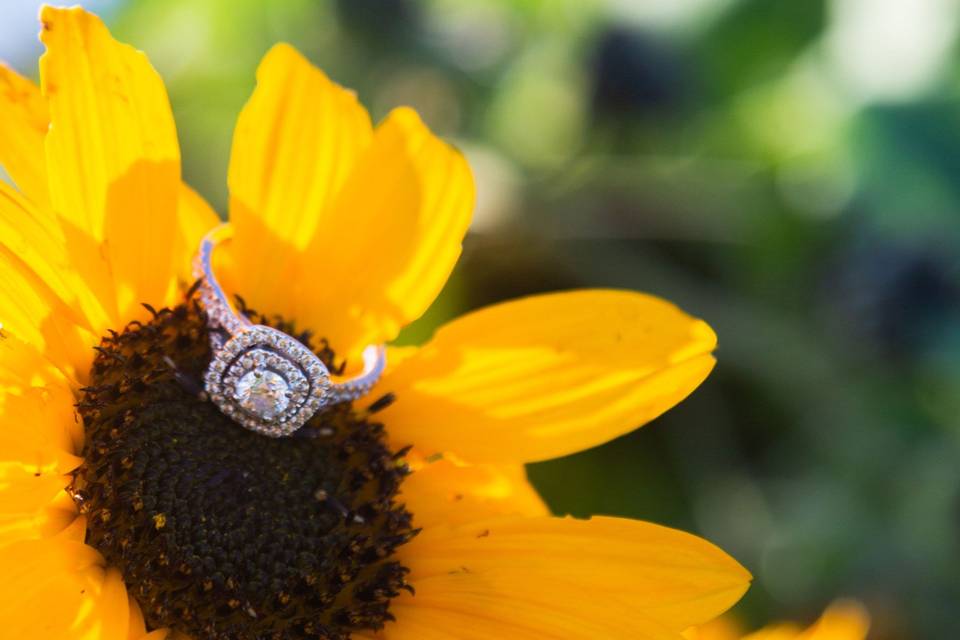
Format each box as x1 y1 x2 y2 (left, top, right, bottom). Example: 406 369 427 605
194 225 386 437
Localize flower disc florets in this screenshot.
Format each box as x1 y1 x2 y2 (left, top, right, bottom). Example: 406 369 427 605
73 297 415 640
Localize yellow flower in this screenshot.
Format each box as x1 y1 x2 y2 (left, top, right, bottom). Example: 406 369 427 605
0 6 750 640
684 601 870 640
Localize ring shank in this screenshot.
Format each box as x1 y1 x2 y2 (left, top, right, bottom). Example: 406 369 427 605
194 225 250 336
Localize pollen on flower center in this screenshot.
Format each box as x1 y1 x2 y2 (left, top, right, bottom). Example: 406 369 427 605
72 298 415 640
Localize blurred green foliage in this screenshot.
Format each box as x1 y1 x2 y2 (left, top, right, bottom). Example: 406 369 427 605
11 0 960 637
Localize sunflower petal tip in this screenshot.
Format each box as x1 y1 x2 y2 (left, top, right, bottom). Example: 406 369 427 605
257 42 344 90
381 105 425 134
39 4 95 38
693 318 718 347
261 41 302 67
820 599 871 634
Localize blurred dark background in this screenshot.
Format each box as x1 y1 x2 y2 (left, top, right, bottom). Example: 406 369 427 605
5 1 959 637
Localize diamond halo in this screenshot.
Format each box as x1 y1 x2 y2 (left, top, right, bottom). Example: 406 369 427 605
203 325 332 436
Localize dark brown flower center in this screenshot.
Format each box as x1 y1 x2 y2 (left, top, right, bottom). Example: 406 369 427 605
73 297 415 640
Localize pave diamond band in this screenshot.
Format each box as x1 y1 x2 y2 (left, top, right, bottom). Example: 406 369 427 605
194 225 386 437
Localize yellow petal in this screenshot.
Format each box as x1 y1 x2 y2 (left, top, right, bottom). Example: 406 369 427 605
77 567 131 640
295 107 474 359
386 515 749 639
227 43 371 343
126 596 147 640
0 183 109 380
400 459 548 528
800 602 869 640
0 489 77 547
0 385 82 471
0 182 91 327
40 6 181 320
743 625 804 640
0 64 50 208
0 465 71 526
383 590 678 640
727 601 869 640
0 463 74 547
229 43 372 248
0 250 98 383
682 617 743 640
0 331 68 393
0 178 115 345
370 289 717 463
59 512 88 542
0 536 131 639
177 183 220 282
0 341 82 549
225 48 474 362
487 463 549 516
385 345 419 371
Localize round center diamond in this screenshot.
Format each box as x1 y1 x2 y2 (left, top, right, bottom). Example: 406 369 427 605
235 369 290 420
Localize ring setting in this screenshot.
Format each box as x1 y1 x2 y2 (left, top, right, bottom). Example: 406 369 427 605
195 225 385 437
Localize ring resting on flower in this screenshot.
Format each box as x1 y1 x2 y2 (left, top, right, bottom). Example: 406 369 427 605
195 224 387 436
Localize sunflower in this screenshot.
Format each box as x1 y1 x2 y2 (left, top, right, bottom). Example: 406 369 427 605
683 601 870 640
0 6 750 640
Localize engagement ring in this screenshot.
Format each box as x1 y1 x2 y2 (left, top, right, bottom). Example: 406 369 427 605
194 225 386 436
